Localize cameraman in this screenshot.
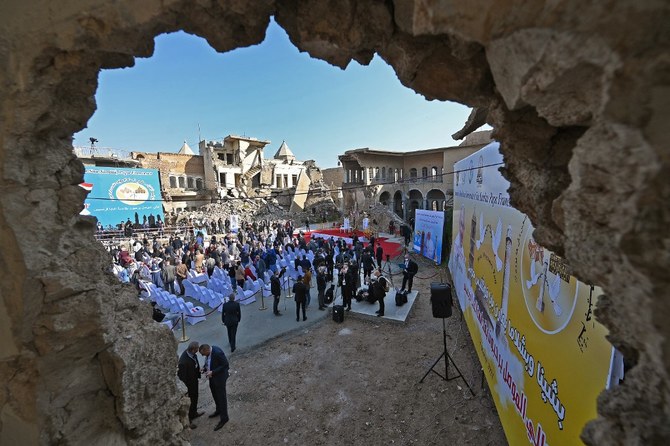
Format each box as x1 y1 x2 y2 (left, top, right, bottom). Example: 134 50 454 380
370 268 388 317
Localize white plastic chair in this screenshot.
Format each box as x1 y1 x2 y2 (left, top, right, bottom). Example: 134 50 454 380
185 302 206 325
236 286 256 305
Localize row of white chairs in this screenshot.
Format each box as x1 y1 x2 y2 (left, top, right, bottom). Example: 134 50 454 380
184 279 229 311
143 281 206 325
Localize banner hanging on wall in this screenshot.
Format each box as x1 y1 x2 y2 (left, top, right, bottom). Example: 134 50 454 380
81 166 164 229
449 142 619 446
413 209 445 264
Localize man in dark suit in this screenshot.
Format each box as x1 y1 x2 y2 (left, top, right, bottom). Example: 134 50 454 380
400 254 419 293
221 294 242 352
293 275 308 322
199 344 230 431
375 243 384 269
177 341 204 428
270 267 286 316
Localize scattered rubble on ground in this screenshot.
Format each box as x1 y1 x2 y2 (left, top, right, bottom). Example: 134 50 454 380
170 195 342 227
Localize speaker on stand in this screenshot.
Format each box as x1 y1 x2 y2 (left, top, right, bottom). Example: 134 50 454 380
420 283 475 396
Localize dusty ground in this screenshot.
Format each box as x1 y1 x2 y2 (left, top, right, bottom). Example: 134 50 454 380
188 261 507 446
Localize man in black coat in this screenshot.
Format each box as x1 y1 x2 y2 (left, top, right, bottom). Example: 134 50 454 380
270 267 285 316
371 269 388 317
221 294 242 352
178 341 204 428
293 275 308 322
199 344 230 431
400 254 419 293
361 250 374 284
338 263 354 311
375 243 384 269
316 266 328 310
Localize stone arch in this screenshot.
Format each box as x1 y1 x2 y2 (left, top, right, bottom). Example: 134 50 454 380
0 1 666 444
426 189 446 211
379 190 391 206
393 190 403 217
408 189 424 222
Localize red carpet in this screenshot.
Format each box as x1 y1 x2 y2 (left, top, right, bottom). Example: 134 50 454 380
304 229 404 259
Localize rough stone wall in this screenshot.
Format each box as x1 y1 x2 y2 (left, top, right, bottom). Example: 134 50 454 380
133 152 207 190
0 0 667 444
321 167 343 190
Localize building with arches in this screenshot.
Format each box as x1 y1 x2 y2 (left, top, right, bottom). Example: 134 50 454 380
338 131 491 223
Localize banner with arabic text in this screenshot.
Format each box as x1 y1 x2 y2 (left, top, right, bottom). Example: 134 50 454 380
449 142 617 446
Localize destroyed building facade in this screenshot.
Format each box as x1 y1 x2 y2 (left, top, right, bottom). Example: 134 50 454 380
128 136 322 213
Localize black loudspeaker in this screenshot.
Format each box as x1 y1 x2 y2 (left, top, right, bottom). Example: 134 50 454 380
430 283 452 319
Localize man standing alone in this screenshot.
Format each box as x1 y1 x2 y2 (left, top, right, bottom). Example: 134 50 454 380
199 344 230 431
316 266 328 310
270 267 285 316
400 254 419 293
177 341 204 429
293 275 308 322
221 294 242 352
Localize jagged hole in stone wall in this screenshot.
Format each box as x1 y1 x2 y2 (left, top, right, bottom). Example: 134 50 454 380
1 2 667 445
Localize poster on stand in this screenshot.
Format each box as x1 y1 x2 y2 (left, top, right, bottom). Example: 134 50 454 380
449 142 619 446
80 166 164 229
413 209 444 264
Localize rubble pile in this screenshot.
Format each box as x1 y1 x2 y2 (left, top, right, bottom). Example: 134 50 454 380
361 202 405 233
171 194 343 227
174 197 290 225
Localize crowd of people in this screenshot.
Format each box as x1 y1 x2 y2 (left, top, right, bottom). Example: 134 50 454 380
111 218 400 318
109 217 417 432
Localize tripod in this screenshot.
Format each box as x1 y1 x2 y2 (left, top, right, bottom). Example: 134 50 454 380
419 317 475 396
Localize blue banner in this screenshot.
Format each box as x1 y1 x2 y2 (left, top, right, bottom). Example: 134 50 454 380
80 166 164 229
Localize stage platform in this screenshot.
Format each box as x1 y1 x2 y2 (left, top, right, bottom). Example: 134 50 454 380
331 288 419 323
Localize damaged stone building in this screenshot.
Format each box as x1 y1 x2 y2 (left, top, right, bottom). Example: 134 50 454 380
128 135 332 216
339 131 491 222
132 141 212 214
0 1 667 445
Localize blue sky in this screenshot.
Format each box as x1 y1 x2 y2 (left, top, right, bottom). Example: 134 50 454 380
74 19 475 168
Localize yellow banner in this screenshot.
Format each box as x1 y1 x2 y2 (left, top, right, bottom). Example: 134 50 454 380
449 143 616 446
